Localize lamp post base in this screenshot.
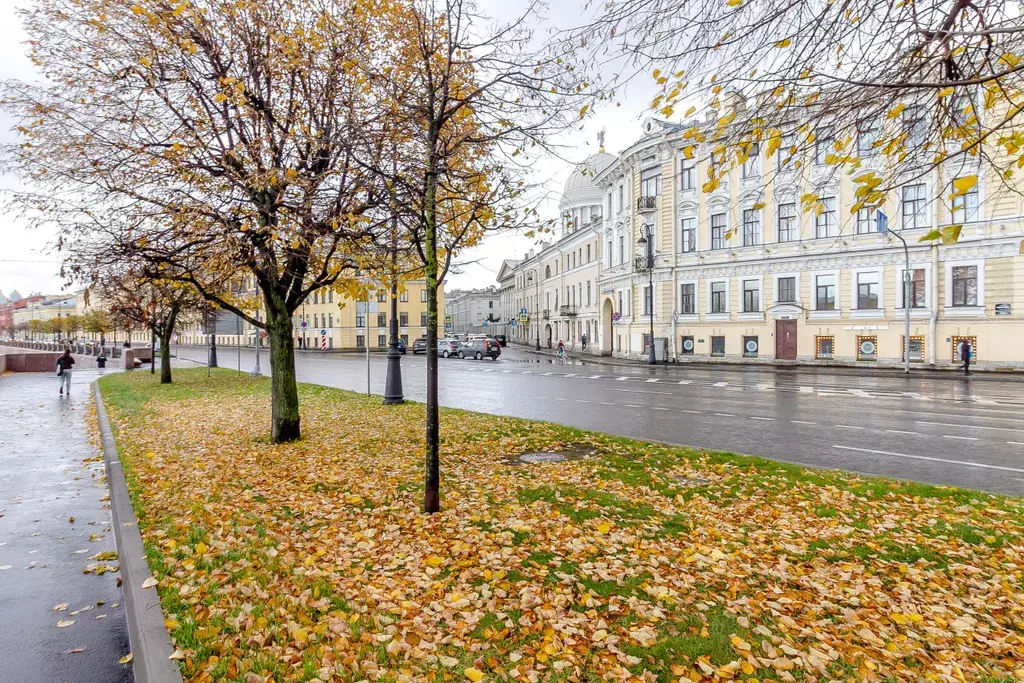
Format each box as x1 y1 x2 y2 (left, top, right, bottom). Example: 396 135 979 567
383 346 404 405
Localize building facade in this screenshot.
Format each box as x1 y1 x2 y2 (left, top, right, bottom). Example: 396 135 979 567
504 110 1024 370
444 287 500 336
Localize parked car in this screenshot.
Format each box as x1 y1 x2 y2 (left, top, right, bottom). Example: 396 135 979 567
458 338 500 360
486 337 502 356
412 337 428 354
438 339 461 358
396 338 407 354
493 334 507 347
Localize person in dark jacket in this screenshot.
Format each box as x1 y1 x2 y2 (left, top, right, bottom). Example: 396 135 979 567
57 349 75 395
961 340 972 376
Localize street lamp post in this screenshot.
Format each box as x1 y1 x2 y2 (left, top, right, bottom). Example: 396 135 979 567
637 224 656 365
877 210 911 374
527 270 540 350
384 276 405 405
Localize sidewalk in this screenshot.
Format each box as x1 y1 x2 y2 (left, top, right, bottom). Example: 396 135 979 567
507 342 1024 382
0 369 133 683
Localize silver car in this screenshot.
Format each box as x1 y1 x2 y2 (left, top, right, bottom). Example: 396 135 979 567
437 339 461 358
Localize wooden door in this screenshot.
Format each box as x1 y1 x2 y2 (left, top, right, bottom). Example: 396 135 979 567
776 320 797 360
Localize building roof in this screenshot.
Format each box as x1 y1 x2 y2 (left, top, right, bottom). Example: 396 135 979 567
8 289 21 302
559 152 616 209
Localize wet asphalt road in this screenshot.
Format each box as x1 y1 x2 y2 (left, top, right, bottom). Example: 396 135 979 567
175 345 1024 496
0 370 133 683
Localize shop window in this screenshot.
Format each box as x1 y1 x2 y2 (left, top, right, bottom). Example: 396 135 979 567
816 336 834 360
681 335 694 355
902 336 924 362
743 336 759 358
711 336 726 356
951 336 977 362
857 336 878 361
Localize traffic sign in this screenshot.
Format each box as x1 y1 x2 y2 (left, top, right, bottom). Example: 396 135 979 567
482 321 489 327
518 313 528 322
300 320 307 328
520 307 527 315
320 329 327 336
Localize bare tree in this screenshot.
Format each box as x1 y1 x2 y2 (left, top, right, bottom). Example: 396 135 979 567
371 0 596 512
3 0 399 441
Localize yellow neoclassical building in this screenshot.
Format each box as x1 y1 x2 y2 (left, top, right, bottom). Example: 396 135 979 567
516 107 1024 370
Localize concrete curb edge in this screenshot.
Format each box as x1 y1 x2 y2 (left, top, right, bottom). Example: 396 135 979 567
93 380 184 683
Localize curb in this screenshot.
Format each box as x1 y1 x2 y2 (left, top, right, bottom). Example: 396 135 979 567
93 381 184 683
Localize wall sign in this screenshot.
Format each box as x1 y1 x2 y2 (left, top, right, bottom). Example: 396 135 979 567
995 303 1012 315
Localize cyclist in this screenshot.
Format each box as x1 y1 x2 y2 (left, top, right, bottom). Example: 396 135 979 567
556 339 565 359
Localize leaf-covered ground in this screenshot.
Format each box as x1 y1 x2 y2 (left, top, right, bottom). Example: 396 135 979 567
96 369 1024 683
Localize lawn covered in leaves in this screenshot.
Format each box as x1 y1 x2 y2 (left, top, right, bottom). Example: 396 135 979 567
96 368 1024 683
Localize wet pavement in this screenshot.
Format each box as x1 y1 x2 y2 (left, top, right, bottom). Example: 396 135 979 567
176 344 1024 496
0 369 133 683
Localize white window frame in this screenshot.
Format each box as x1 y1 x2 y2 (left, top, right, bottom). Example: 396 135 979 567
738 278 764 320
950 176 981 224
741 207 762 247
944 259 985 316
815 196 838 238
777 202 797 243
680 215 697 253
680 157 696 191
771 272 801 307
741 142 760 178
896 263 933 315
849 267 884 317
710 211 728 251
809 269 841 319
706 279 730 320
677 279 698 319
901 183 930 230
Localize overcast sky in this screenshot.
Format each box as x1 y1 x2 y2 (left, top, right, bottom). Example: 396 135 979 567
0 0 659 299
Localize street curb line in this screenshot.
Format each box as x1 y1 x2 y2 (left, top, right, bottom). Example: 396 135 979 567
93 381 184 683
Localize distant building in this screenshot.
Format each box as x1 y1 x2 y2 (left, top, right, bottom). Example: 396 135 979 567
444 287 500 335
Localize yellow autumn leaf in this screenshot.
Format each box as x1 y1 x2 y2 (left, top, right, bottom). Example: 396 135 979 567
119 653 133 664
427 555 444 567
194 542 208 555
291 628 308 644
682 145 695 159
596 522 611 534
726 0 742 5
951 175 977 196
937 87 955 98
774 39 791 48
464 667 485 681
886 103 905 119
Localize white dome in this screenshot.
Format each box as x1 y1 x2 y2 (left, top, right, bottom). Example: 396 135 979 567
560 152 615 209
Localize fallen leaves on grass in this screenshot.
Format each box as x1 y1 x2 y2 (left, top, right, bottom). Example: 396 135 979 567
97 370 1024 682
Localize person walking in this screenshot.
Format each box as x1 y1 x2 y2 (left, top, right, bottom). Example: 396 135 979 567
556 339 565 359
581 333 588 351
961 339 972 376
56 348 75 395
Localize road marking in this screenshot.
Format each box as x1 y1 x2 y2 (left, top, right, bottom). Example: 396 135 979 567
646 378 660 383
588 375 603 379
576 399 591 403
713 381 729 387
943 435 978 441
553 397 568 401
616 376 630 381
541 372 554 376
750 416 774 421
1008 441 1024 446
902 392 931 401
799 386 815 393
849 389 872 398
652 406 670 411
624 404 642 408
678 380 692 385
915 420 1024 433
535 396 547 399
832 445 1024 474
599 402 615 406
681 409 702 414
834 425 864 430
885 430 918 435
502 370 512 373
714 412 734 417
564 373 577 378
790 420 816 425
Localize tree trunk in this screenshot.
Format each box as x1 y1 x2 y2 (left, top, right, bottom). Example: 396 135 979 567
423 165 441 513
266 299 301 443
158 305 179 384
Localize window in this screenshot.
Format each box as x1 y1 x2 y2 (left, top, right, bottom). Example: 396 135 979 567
856 272 879 309
710 149 723 178
312 292 318 305
640 168 661 199
681 335 695 354
618 235 625 264
607 237 613 264
680 283 695 314
902 184 928 229
951 177 979 223
903 336 924 362
711 336 726 356
680 157 696 190
420 312 427 326
951 336 977 362
314 313 319 328
545 265 551 279
777 203 797 242
378 292 387 303
951 265 978 306
856 208 876 234
399 312 408 327
488 300 494 308
642 285 653 316
401 334 409 345
421 290 428 302
617 291 623 316
816 336 834 359
356 335 365 348
328 290 334 303
741 142 760 178
617 184 624 211
815 197 837 238
378 334 387 347
777 277 796 303
742 209 761 246
857 336 877 361
742 279 760 312
711 213 726 250
815 275 836 310
681 218 696 253
586 244 591 262
377 313 386 327
903 269 926 308
815 127 834 165
743 336 759 358
328 313 333 328
777 132 796 171
857 118 879 156
711 282 727 313
399 290 408 302
586 281 591 306
904 107 926 149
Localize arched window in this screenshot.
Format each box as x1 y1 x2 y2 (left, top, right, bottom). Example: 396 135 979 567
545 265 551 279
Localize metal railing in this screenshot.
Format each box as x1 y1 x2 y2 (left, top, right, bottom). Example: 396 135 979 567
559 305 578 316
636 196 657 211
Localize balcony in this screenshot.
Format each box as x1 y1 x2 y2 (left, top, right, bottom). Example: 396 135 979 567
559 304 578 317
636 195 657 212
634 256 653 273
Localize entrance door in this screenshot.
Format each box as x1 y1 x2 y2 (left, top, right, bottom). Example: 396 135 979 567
776 320 797 360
